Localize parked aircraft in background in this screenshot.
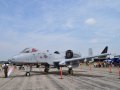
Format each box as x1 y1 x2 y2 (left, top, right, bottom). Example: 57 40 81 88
9 46 110 75
114 55 120 58
92 46 109 62
104 57 120 67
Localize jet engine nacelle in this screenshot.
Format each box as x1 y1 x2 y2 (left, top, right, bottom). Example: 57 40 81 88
65 50 73 59
65 50 81 59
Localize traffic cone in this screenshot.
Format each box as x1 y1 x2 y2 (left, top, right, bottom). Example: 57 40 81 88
80 63 82 70
59 67 63 79
109 65 112 73
118 68 120 79
89 64 91 71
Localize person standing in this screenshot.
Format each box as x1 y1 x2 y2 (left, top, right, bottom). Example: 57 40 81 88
4 64 8 78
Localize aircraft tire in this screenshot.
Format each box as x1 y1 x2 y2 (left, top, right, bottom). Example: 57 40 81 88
44 68 49 73
68 69 73 75
26 72 30 76
36 65 39 68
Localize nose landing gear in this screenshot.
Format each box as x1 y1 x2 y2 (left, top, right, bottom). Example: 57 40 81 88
68 65 73 75
68 68 73 75
44 68 49 73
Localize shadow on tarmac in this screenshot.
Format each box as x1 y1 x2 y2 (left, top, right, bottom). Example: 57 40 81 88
0 70 104 78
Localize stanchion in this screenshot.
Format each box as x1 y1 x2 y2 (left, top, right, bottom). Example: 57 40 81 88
109 65 112 73
89 64 91 71
59 67 63 79
80 63 82 70
118 68 120 79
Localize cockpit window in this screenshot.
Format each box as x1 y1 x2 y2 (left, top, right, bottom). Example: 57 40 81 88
20 48 38 53
20 48 30 53
54 51 60 54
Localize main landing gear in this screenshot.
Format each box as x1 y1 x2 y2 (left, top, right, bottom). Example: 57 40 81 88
25 65 32 76
68 66 73 75
44 63 50 73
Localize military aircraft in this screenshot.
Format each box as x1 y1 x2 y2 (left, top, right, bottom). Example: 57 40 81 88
104 57 120 67
9 46 110 75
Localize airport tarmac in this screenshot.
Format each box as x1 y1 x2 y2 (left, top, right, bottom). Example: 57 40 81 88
0 65 120 90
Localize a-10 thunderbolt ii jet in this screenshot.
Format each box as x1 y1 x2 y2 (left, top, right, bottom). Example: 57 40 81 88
9 46 109 75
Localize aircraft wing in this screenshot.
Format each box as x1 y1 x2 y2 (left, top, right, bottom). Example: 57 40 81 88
59 53 110 65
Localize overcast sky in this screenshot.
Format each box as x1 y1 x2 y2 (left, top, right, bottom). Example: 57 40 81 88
0 0 120 60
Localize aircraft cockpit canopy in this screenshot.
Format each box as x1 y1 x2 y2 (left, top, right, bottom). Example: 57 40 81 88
54 51 60 54
20 48 37 53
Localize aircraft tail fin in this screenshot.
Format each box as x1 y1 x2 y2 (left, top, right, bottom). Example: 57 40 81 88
101 46 108 54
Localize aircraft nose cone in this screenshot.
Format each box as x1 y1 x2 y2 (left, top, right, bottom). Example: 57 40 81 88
10 55 18 63
10 58 15 62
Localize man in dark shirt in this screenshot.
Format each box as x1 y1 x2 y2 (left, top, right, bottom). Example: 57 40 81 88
4 64 8 78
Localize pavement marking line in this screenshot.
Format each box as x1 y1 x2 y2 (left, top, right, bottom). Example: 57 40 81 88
46 75 69 90
77 76 120 90
64 75 105 90
0 77 14 89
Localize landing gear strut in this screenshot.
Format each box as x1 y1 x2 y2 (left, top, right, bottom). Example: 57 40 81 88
25 65 31 76
44 63 50 73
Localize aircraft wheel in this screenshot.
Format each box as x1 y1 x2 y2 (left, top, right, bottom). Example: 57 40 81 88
68 68 73 75
26 72 30 76
44 68 49 73
36 65 39 68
